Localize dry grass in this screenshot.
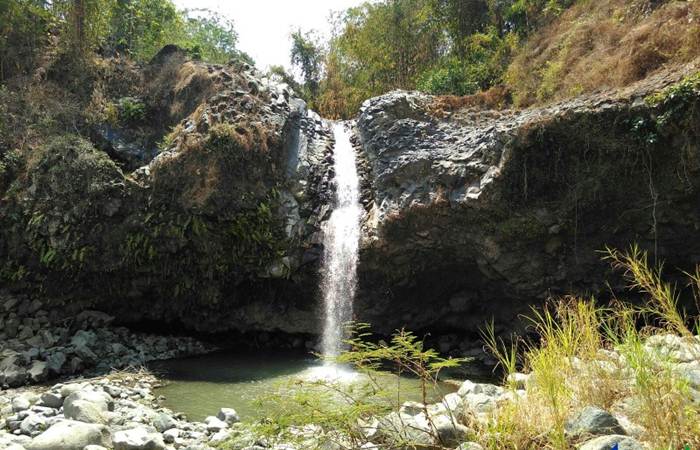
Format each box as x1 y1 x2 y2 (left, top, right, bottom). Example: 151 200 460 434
480 246 700 449
428 86 511 117
506 0 700 107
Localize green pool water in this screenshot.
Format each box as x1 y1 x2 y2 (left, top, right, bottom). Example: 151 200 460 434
150 351 457 422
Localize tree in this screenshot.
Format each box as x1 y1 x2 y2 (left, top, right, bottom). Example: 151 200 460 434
179 9 252 64
430 0 490 55
290 29 324 102
0 0 53 80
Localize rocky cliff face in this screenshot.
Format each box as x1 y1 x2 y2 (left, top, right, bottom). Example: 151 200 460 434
355 66 700 334
0 47 334 335
1 48 698 339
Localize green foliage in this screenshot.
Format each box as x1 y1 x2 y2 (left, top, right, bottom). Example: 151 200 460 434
645 72 700 107
644 71 700 129
0 0 252 81
505 0 577 34
316 0 442 117
108 0 181 59
117 97 146 124
417 28 517 96
629 72 700 146
310 0 578 117
107 3 252 64
0 0 54 80
177 9 253 65
290 29 324 103
0 149 22 184
0 261 28 283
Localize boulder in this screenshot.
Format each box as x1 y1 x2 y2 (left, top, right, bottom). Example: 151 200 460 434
565 406 626 439
63 389 113 424
506 372 531 390
28 361 48 383
579 435 643 450
431 414 470 447
153 412 177 432
5 444 27 450
20 414 48 437
46 352 67 375
12 393 40 411
113 427 166 450
458 380 502 398
204 416 228 432
162 429 179 444
462 393 498 415
375 411 433 448
60 383 86 399
39 392 63 409
26 420 112 450
216 407 240 425
2 362 28 388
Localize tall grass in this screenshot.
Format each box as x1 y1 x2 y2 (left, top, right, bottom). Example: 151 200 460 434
480 246 700 449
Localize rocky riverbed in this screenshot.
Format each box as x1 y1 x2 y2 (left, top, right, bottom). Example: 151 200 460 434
0 292 213 390
1 329 697 449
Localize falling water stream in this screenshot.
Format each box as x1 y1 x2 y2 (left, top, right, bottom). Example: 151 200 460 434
152 123 458 421
320 122 362 361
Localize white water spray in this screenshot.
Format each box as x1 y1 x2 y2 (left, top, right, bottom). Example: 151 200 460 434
320 123 362 362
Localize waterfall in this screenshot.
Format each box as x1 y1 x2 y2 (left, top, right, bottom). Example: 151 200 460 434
320 123 362 361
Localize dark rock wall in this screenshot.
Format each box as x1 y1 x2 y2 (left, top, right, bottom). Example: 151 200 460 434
0 50 335 334
355 70 700 334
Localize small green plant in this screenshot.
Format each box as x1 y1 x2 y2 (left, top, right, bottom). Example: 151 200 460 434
118 97 146 124
245 324 468 450
644 72 700 108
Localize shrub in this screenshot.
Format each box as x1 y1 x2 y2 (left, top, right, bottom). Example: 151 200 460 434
482 245 700 449
242 325 468 449
117 97 146 124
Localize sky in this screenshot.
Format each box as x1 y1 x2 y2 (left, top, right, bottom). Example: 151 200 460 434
173 0 366 72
